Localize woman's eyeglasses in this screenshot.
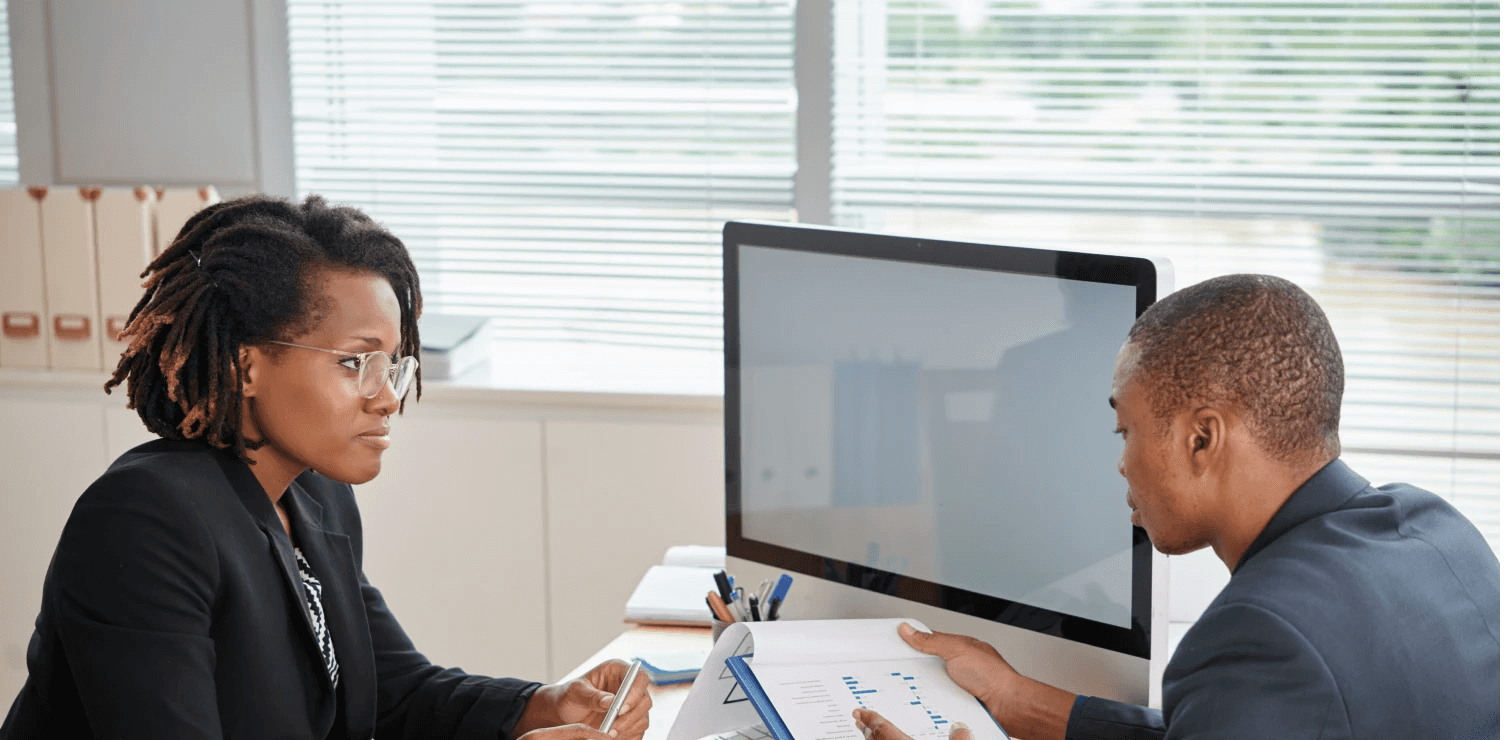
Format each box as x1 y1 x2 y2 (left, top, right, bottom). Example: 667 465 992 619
266 341 419 400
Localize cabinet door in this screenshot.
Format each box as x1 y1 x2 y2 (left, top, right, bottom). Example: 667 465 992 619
104 404 158 462
0 397 109 702
543 420 723 679
353 406 549 681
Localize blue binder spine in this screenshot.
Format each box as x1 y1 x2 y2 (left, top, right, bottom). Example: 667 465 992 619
724 655 795 740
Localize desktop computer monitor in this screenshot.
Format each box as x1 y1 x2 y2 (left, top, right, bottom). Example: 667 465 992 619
723 221 1172 706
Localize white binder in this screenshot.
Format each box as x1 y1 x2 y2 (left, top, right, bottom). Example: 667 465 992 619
39 187 103 371
0 188 50 368
154 186 220 256
95 187 157 366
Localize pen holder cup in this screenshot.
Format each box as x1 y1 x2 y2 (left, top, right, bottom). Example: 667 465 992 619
710 617 731 644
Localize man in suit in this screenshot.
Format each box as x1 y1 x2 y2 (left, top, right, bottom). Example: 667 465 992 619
852 274 1500 740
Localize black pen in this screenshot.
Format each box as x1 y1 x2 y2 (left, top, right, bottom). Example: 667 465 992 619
713 570 734 604
749 595 761 621
766 596 781 621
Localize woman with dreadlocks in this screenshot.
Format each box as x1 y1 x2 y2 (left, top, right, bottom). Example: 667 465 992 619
1 195 648 740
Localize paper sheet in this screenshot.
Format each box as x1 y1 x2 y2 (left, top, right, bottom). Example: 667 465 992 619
742 618 928 665
750 657 1006 740
666 622 762 740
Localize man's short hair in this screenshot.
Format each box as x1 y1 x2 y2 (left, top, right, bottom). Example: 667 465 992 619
1126 274 1344 464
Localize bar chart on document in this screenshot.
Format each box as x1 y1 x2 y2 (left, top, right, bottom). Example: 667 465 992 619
846 668 951 734
749 657 1004 740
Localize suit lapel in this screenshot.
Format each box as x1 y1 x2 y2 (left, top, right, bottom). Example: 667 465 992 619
209 446 319 648
209 447 378 738
286 479 377 740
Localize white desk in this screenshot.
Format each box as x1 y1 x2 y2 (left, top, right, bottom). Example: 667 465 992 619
561 625 716 740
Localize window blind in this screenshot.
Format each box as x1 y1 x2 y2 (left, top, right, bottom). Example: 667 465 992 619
830 0 1499 548
286 0 795 351
0 0 17 185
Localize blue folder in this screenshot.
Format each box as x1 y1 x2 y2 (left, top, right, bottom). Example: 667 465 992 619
724 655 797 740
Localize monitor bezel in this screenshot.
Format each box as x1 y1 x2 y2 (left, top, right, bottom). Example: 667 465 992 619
723 220 1159 660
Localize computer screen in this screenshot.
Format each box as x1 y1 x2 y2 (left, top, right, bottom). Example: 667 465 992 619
725 221 1162 664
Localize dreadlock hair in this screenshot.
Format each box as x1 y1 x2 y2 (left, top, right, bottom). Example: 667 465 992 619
1124 274 1344 467
104 194 423 463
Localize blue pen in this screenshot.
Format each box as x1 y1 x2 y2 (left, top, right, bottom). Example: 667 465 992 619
770 574 794 603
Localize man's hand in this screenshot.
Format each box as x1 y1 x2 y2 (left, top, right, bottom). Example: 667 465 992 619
851 708 973 740
898 622 1077 740
515 660 653 740
898 622 1020 711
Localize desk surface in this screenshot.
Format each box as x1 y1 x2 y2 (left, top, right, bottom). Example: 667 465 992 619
562 625 715 740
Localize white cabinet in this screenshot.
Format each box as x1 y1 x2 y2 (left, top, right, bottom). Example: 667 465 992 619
543 420 724 679
0 393 112 703
352 407 550 680
104 404 157 460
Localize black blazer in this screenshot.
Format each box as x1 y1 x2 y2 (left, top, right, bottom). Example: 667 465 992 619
1066 460 1501 739
2 438 541 739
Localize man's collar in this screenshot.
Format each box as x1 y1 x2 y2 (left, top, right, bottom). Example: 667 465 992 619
1233 458 1371 572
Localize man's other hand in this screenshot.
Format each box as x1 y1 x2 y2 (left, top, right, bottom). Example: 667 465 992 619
851 708 973 740
897 622 1078 740
898 622 1019 710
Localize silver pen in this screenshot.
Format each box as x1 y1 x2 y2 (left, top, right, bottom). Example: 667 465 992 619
757 579 773 608
599 658 643 734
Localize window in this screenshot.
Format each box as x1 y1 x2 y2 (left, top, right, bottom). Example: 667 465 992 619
287 0 1498 548
287 1 795 351
0 0 17 184
828 0 1499 550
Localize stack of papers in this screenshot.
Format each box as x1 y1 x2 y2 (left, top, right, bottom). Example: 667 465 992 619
662 544 726 569
624 565 719 626
623 546 726 626
418 313 490 379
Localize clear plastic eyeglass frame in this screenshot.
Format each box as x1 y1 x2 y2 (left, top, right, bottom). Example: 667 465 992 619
266 340 419 400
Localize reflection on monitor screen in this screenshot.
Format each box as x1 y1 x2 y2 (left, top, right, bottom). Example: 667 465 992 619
737 244 1137 629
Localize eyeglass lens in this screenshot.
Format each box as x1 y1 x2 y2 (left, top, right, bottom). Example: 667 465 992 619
357 353 419 399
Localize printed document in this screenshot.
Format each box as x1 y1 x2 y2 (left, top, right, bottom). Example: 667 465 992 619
666 618 1007 740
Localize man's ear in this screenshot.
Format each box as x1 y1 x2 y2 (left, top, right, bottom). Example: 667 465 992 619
1187 406 1227 474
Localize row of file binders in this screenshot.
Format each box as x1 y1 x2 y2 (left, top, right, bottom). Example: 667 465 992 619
0 186 219 372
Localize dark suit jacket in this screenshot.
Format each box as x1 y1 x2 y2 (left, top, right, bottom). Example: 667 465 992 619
1 438 541 739
1066 459 1500 740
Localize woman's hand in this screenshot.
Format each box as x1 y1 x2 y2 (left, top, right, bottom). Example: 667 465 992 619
516 723 619 740
515 660 653 740
852 708 973 740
